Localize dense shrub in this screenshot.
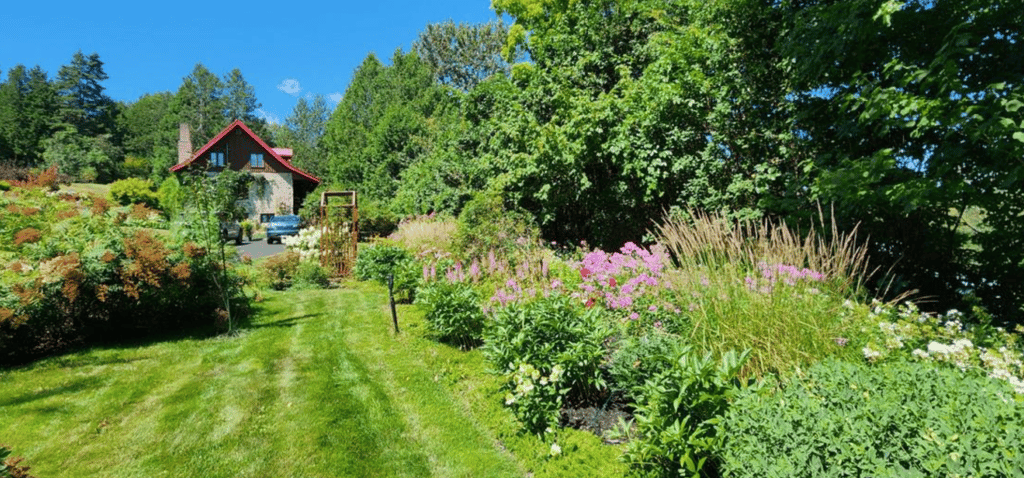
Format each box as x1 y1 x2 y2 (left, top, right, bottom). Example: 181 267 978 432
108 177 160 209
720 359 1024 477
455 190 538 260
416 280 485 348
484 295 609 435
156 176 183 218
259 251 301 290
0 186 246 364
355 241 419 301
623 348 749 478
292 260 331 290
855 301 1024 393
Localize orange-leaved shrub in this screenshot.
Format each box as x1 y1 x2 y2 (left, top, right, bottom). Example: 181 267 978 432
0 184 246 365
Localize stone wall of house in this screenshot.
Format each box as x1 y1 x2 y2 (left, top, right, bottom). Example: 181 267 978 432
242 171 294 221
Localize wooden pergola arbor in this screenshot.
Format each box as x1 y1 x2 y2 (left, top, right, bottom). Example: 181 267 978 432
319 191 359 276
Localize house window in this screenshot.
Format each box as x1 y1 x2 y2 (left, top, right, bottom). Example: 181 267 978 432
250 153 264 169
210 152 225 167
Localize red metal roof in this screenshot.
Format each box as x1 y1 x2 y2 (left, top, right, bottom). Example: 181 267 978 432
170 120 320 183
272 147 293 159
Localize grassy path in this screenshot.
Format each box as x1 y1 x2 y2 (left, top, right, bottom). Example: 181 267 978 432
0 282 522 477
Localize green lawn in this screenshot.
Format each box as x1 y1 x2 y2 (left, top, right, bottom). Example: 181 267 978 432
1 282 536 477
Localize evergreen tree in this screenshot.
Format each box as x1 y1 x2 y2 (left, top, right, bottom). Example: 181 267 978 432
0 65 59 166
173 63 226 149
283 94 331 178
56 50 114 136
223 68 268 138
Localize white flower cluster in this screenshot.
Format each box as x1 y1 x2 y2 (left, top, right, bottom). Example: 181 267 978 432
864 302 1024 394
504 363 564 405
862 345 883 362
283 226 322 261
980 347 1024 394
914 339 975 371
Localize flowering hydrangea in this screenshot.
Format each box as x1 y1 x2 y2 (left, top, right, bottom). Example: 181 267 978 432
283 226 323 261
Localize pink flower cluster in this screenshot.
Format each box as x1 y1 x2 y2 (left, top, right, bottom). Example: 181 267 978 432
745 262 826 294
574 242 670 312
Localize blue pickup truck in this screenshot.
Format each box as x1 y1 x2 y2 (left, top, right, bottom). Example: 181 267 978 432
266 215 301 244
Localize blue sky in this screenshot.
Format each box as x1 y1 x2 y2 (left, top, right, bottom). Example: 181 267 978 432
2 0 501 124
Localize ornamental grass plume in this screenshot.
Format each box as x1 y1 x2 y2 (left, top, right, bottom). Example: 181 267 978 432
653 208 873 298
651 209 876 377
388 214 457 257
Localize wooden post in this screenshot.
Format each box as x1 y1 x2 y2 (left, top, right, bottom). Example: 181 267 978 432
388 273 399 334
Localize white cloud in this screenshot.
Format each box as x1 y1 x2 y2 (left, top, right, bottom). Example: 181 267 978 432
277 79 302 96
328 92 343 104
256 108 282 125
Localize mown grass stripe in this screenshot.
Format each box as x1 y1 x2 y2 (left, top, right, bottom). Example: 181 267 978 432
0 284 528 477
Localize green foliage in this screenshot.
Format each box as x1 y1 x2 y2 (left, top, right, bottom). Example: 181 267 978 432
0 181 9 192
478 0 793 249
108 177 159 208
607 332 687 402
278 94 331 179
172 63 226 149
156 176 183 218
239 219 255 241
720 358 1024 477
116 92 174 176
260 251 301 290
783 0 1024 320
483 295 609 435
455 189 538 259
41 125 122 182
122 155 150 177
0 189 244 363
55 50 115 137
623 348 750 478
416 280 485 348
354 241 419 301
292 260 331 290
358 199 400 239
222 68 262 126
412 19 515 91
322 49 459 210
0 65 58 167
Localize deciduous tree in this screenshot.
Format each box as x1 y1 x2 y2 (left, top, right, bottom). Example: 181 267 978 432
413 19 515 91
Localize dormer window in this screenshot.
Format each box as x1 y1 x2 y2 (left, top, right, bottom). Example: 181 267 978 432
210 152 225 167
250 153 264 169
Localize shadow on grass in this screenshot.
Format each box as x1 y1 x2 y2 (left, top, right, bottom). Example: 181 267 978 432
0 375 104 407
2 298 262 372
247 313 323 329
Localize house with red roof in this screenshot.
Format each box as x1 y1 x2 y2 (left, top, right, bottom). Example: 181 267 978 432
170 120 320 222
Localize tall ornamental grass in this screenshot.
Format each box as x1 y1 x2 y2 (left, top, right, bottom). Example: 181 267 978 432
653 210 874 377
388 213 458 258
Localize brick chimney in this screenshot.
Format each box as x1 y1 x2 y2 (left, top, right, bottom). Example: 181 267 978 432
177 123 192 165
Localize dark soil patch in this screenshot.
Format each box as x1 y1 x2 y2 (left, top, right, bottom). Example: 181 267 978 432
560 399 634 444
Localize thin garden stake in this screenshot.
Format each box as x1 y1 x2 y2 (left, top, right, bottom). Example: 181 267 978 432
388 273 399 334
